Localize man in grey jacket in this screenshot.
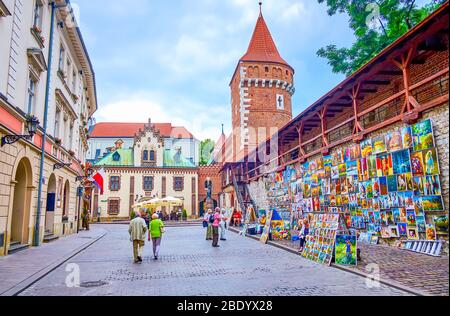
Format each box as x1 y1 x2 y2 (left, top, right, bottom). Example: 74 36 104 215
129 212 148 263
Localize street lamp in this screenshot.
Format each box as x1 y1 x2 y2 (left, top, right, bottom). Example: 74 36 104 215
1 115 40 147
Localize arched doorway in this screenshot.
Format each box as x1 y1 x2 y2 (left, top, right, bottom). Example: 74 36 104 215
62 180 70 235
45 174 57 234
10 158 33 245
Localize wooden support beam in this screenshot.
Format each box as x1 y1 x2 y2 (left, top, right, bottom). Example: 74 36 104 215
392 47 417 114
378 70 403 76
296 123 306 157
350 84 363 138
365 80 390 85
361 88 378 93
319 106 329 151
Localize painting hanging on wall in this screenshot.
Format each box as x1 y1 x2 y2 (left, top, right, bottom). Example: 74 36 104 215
433 216 449 234
422 148 440 176
392 149 412 175
412 119 434 152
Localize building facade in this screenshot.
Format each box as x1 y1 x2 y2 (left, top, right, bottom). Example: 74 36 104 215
91 120 200 220
0 0 97 255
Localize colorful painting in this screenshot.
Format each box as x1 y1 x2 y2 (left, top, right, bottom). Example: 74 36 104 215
373 136 387 155
397 173 413 192
381 227 391 239
406 210 417 227
392 149 411 175
379 177 388 196
338 163 347 178
401 126 413 149
398 223 408 236
323 155 332 167
389 226 400 238
422 196 444 212
413 177 424 196
367 155 377 178
412 119 434 152
422 148 439 176
410 151 425 177
331 150 344 166
386 129 403 152
407 227 419 240
360 139 373 159
359 159 369 182
335 235 357 266
426 224 437 241
387 175 398 193
377 154 393 177
260 210 273 244
416 215 426 233
423 175 441 196
346 160 358 177
433 216 449 234
344 144 361 162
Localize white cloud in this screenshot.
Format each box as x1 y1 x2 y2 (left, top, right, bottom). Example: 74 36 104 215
95 92 230 141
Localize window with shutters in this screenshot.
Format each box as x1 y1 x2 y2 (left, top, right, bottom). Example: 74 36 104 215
108 198 120 215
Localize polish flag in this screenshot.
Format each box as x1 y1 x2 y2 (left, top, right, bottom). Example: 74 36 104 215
91 168 106 195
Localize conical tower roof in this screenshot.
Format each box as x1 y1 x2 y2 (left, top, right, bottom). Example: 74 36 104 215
240 7 291 69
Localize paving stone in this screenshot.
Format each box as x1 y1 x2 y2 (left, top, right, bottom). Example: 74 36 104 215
19 225 409 296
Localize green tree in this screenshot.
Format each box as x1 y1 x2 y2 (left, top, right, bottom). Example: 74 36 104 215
200 139 215 166
317 0 446 76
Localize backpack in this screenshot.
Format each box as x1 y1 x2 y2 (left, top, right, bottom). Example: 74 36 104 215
209 214 215 224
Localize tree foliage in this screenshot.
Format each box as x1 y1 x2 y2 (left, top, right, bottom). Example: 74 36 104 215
317 0 446 76
200 139 215 166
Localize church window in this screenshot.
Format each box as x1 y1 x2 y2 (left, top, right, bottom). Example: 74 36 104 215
143 150 149 161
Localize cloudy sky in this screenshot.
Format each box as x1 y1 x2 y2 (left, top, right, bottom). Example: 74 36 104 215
74 0 355 140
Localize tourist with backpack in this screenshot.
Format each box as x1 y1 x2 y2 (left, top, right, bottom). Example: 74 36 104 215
205 209 213 241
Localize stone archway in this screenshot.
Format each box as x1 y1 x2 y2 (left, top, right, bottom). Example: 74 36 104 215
45 174 57 234
10 158 33 245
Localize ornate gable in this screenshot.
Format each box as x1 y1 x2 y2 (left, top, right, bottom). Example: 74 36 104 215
134 118 165 146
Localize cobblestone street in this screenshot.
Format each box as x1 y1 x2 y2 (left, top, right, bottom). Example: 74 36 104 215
18 225 410 296
269 236 449 296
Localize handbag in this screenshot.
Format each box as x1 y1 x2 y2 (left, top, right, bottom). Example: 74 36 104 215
203 221 208 228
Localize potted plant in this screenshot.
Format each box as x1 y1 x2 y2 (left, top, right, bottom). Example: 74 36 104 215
182 209 188 221
68 150 75 157
54 137 62 146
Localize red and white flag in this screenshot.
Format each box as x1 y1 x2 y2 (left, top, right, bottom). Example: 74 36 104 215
91 168 106 195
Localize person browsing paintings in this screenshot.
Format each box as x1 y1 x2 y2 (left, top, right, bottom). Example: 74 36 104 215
298 219 310 253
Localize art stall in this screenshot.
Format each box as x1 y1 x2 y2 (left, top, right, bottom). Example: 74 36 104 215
257 118 448 262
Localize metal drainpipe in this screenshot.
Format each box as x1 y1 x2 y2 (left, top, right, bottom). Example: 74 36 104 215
34 1 67 246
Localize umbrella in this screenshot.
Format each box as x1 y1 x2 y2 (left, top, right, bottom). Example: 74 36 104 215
161 196 183 207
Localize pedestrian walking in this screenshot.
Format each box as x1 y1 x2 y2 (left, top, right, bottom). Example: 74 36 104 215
205 209 213 240
129 211 148 264
150 213 165 260
212 208 221 247
219 208 228 241
298 218 310 253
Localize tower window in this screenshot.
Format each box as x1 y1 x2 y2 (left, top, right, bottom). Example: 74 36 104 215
265 67 269 73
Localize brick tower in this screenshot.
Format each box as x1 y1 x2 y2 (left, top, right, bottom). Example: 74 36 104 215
230 3 295 158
